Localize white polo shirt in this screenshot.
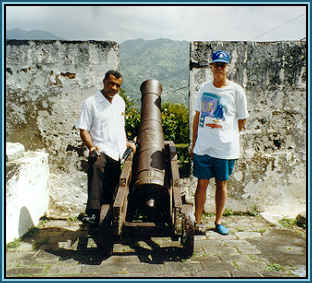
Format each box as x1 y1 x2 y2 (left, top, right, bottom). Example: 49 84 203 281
194 80 249 159
76 90 127 161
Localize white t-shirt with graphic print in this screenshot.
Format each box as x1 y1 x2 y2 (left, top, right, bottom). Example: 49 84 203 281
76 90 127 161
194 80 249 159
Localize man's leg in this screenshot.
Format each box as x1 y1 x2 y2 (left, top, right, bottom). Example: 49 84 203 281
195 179 209 224
84 154 107 225
215 180 227 225
102 156 121 204
214 179 229 235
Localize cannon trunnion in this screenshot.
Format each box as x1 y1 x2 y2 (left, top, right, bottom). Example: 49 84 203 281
95 80 195 258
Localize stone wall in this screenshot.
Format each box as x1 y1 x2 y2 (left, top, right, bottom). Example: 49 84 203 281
189 41 306 219
6 40 120 226
6 40 120 172
6 39 306 231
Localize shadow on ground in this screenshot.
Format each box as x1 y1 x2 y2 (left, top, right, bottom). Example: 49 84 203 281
22 225 189 266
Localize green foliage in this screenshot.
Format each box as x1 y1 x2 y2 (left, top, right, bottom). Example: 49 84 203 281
38 215 49 228
120 90 189 146
224 208 234 216
6 238 21 249
161 102 189 144
121 90 190 177
119 89 141 140
247 205 260 216
266 263 282 272
176 143 191 177
120 39 189 106
278 217 297 229
67 216 79 224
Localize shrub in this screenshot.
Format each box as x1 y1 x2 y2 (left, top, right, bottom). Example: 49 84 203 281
120 90 189 145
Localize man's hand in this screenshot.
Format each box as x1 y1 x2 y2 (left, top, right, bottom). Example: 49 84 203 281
89 146 99 156
88 146 99 163
238 119 247 132
126 141 136 154
189 145 195 160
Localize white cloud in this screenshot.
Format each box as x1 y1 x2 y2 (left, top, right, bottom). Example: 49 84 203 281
5 4 307 42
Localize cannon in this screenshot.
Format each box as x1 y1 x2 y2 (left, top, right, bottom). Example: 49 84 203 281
93 80 195 258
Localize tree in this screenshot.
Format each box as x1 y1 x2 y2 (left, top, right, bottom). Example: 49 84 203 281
161 102 189 144
119 89 140 140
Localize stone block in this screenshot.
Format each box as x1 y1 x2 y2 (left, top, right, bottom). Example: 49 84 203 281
6 142 25 162
6 150 49 243
47 171 87 218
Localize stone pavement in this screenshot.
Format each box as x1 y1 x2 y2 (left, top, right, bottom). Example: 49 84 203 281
5 215 307 279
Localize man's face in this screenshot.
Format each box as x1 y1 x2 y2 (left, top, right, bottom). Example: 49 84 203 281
210 62 229 77
103 74 122 98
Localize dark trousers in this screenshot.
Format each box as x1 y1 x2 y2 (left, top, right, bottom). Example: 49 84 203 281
86 153 121 214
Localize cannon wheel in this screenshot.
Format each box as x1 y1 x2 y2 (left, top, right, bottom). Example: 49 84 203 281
95 204 114 257
181 204 195 258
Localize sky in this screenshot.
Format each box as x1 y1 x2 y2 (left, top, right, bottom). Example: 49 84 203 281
5 4 307 43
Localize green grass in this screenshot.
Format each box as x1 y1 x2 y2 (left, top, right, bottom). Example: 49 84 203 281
6 226 41 250
38 217 49 228
223 208 234 216
67 216 79 224
6 238 22 249
247 205 260 216
232 261 240 270
203 212 215 217
266 263 282 272
278 217 297 229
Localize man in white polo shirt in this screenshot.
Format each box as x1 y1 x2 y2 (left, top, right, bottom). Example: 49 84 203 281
190 51 248 235
76 70 136 226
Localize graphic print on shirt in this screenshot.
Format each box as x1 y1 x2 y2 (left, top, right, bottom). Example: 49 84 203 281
199 92 226 128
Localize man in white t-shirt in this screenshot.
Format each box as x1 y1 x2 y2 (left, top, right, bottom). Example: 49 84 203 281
76 70 136 226
190 51 248 235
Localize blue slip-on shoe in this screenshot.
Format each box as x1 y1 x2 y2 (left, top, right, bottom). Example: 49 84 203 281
215 224 229 235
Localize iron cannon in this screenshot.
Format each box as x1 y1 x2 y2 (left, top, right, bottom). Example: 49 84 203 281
90 80 195 258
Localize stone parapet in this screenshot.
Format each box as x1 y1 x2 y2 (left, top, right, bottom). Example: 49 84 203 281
189 41 306 218
6 40 120 172
6 143 49 243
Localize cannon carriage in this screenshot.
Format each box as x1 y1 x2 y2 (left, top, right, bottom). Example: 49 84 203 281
94 80 195 258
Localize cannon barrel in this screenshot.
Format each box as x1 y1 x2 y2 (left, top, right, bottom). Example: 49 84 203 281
135 80 165 187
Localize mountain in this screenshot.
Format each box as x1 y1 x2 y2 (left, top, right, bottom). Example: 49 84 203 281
6 28 63 40
120 38 189 106
6 29 189 105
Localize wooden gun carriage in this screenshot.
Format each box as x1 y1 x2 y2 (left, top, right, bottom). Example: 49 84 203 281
94 80 195 258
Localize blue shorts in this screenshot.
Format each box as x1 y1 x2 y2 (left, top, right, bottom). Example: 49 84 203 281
193 154 236 181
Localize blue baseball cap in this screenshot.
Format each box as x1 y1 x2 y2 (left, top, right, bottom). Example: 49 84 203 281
211 50 230 64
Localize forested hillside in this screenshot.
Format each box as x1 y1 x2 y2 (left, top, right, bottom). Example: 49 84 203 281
6 29 190 106
120 38 189 106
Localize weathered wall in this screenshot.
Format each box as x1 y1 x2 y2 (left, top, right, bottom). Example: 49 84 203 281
6 40 119 223
6 40 120 172
189 41 306 219
6 143 49 243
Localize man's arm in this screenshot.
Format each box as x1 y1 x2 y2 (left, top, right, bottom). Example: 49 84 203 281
80 129 99 154
238 119 247 132
190 111 200 159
